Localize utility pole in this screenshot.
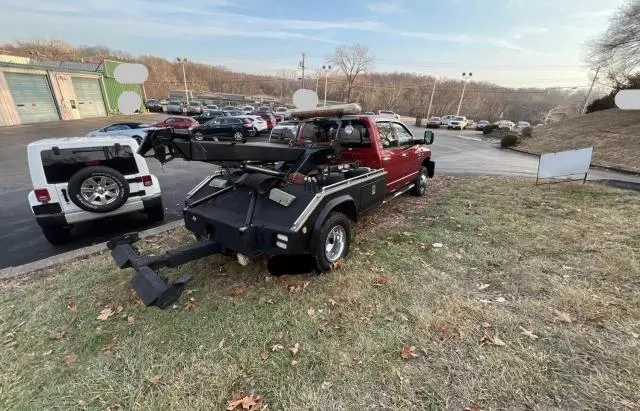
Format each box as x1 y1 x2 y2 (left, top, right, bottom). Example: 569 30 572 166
581 66 600 115
456 72 472 116
426 77 437 120
177 57 189 104
299 53 306 89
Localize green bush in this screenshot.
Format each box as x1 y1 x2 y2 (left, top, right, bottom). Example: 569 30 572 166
501 134 519 148
482 124 498 135
521 126 532 137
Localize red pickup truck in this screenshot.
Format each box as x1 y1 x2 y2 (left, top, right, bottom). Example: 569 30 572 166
108 105 435 308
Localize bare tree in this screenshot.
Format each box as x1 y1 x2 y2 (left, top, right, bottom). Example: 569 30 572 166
588 1 640 73
328 44 375 102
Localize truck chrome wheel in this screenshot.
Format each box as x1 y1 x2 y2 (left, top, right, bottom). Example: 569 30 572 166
325 225 346 262
194 132 204 141
418 174 427 194
233 131 243 140
80 176 120 206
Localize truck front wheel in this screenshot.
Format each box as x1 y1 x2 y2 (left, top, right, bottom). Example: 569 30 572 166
411 166 428 196
314 212 351 272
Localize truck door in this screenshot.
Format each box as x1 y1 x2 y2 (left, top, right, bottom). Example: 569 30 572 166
390 122 419 187
377 121 411 192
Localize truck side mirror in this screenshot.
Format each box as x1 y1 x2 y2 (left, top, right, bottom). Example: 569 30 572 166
423 130 434 145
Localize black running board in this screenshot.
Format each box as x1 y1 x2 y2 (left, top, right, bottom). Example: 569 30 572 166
107 233 220 308
383 183 415 204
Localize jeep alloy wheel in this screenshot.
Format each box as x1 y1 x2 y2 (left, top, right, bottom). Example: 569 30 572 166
80 175 121 207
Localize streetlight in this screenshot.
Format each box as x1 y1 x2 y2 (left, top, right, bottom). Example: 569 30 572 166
426 76 441 121
322 64 332 106
176 57 189 104
456 72 472 116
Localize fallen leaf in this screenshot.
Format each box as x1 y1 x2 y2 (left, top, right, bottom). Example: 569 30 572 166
519 326 539 340
553 310 572 323
433 324 451 340
331 260 342 270
97 308 114 321
260 351 269 360
232 286 247 298
288 285 302 294
419 243 433 251
302 281 310 289
172 304 179 309
115 306 124 314
631 332 639 339
291 360 298 366
477 283 490 291
328 299 337 306
66 300 77 311
432 243 443 248
480 322 492 329
226 394 263 410
400 345 418 359
271 344 285 352
134 298 144 308
100 343 114 354
218 339 225 349
148 375 161 383
289 343 300 357
42 350 53 356
186 289 196 294
127 316 136 324
561 265 575 270
63 354 77 363
51 331 67 340
465 404 481 411
183 297 200 310
373 275 391 286
307 307 315 318
321 381 333 390
495 297 507 303
480 332 506 347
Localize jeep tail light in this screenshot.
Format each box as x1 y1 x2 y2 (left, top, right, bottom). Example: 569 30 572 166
34 188 51 203
142 175 153 187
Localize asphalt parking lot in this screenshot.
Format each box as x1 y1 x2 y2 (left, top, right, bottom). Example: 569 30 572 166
0 115 636 269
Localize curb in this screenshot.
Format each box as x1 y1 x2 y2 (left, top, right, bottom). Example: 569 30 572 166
505 147 640 176
0 220 184 280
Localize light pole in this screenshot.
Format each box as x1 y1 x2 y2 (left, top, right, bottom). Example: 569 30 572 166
456 72 472 116
176 57 189 104
426 76 439 120
322 64 332 106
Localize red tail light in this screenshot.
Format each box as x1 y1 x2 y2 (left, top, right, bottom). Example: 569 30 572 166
141 175 152 187
34 188 51 203
243 123 252 128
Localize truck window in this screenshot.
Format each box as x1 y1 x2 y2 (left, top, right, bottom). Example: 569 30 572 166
391 123 414 146
338 120 371 148
376 122 396 148
299 119 339 145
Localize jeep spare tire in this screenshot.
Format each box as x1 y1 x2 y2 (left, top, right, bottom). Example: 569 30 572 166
67 166 129 213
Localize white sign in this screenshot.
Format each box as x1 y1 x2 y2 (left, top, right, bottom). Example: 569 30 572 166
538 147 593 179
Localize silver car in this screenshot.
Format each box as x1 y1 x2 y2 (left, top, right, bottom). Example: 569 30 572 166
167 100 183 114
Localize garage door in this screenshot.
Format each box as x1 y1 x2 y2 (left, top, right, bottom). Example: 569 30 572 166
4 72 60 124
71 77 106 118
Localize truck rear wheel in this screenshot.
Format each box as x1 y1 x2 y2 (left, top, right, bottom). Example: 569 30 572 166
411 166 428 196
313 212 351 272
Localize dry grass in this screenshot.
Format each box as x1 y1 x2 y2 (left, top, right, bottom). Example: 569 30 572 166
518 109 640 173
1 176 639 410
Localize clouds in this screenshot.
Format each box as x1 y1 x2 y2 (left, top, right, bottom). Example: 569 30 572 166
366 2 402 13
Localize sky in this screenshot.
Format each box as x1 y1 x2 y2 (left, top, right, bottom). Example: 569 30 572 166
0 0 625 88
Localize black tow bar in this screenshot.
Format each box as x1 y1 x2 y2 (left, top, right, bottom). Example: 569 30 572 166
107 233 221 308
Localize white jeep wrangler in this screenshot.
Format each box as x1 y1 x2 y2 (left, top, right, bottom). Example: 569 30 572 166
27 137 163 245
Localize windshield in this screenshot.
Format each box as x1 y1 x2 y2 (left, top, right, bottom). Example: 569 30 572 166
189 102 200 106
299 119 340 145
168 101 180 105
454 117 465 121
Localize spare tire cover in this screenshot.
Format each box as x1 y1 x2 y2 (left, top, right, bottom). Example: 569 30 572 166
67 166 130 213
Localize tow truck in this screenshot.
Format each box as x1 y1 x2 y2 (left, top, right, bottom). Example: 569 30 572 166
108 104 435 308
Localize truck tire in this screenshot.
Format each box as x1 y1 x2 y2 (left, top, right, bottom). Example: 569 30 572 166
411 166 428 196
67 166 129 213
41 225 72 245
313 212 351 272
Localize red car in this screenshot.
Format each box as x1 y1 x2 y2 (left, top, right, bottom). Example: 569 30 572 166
152 116 199 129
257 113 277 129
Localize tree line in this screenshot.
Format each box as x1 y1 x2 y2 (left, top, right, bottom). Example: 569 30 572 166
1 38 590 123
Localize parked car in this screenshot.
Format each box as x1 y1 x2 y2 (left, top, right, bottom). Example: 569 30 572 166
221 106 236 111
152 116 199 130
238 115 268 134
145 99 163 113
426 117 441 128
495 120 515 131
241 105 255 114
269 120 300 143
204 104 219 110
275 107 288 116
440 115 454 126
192 110 229 124
27 137 163 245
186 101 204 115
377 110 399 119
86 122 152 145
191 116 256 141
166 100 183 114
516 121 531 129
476 120 490 130
159 100 168 105
257 113 277 129
448 116 468 130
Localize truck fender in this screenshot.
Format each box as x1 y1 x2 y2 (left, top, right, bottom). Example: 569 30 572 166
308 195 358 251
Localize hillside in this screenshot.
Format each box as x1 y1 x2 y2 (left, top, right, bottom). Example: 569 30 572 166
518 109 640 173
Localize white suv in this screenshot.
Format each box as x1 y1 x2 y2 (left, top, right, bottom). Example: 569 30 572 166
448 116 468 130
27 137 163 245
